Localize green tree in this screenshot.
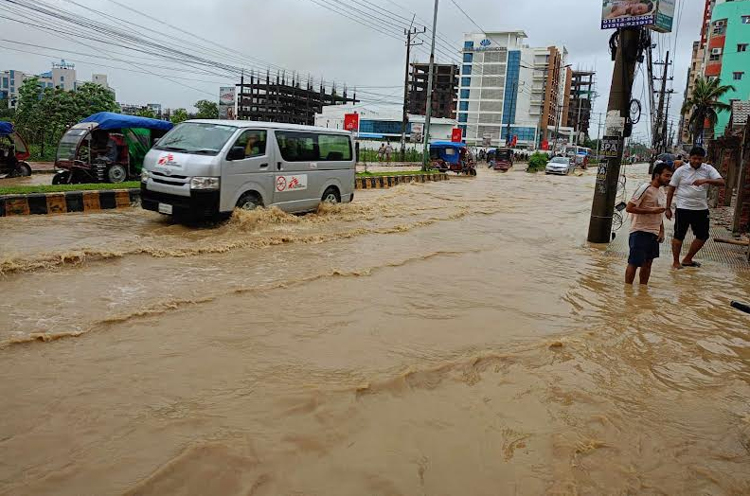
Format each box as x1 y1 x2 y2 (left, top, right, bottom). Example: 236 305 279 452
74 82 120 117
194 99 218 119
681 77 735 144
136 108 156 119
171 108 189 124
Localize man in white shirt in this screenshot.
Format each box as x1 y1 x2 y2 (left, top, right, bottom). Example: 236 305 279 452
665 147 726 269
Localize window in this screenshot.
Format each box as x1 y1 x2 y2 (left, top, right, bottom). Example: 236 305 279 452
155 122 238 156
459 101 469 111
460 89 470 99
60 76 65 82
462 65 472 75
463 53 473 63
464 41 474 49
461 77 471 87
743 16 750 24
458 113 468 123
739 44 748 53
230 130 267 159
710 53 721 61
733 72 744 80
275 131 352 162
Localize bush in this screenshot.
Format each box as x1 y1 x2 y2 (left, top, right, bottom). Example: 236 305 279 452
28 143 56 162
527 152 549 173
358 146 423 163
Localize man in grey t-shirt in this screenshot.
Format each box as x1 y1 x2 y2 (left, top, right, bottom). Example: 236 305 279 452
665 146 725 269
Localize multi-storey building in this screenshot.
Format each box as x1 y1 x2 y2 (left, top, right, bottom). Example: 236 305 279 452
457 30 571 149
408 63 458 119
566 71 596 142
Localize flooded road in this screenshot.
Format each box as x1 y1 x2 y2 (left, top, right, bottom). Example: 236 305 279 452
1 165 749 495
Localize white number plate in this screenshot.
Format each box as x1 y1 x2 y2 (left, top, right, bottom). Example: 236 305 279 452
158 203 173 215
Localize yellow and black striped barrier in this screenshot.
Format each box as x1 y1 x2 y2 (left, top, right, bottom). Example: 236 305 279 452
0 189 138 217
355 173 449 190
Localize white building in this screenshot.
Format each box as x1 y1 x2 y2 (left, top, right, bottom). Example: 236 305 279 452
315 103 459 149
458 31 572 149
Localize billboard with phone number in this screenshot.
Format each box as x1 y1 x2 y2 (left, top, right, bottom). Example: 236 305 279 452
601 0 674 33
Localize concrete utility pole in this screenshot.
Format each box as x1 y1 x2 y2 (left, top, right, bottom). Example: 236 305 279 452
422 0 439 170
506 81 517 146
654 51 672 154
588 28 641 244
400 19 424 162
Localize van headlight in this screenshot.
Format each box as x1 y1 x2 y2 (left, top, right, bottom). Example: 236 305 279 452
190 177 220 190
141 169 150 183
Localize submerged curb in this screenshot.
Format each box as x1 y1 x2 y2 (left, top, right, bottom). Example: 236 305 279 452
0 174 449 217
355 173 449 190
0 188 139 217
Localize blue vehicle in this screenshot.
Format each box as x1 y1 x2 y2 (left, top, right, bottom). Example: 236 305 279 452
429 141 476 176
0 122 32 178
53 112 173 184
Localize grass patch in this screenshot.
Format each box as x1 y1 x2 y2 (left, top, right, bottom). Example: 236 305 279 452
0 181 140 196
357 170 438 177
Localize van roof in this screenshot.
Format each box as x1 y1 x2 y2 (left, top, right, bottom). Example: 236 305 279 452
186 120 353 135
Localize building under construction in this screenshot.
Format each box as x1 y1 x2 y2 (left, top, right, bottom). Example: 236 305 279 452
408 63 458 119
566 70 595 140
237 72 358 126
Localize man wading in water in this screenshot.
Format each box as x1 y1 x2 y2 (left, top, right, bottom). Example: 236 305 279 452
625 163 673 285
665 146 725 269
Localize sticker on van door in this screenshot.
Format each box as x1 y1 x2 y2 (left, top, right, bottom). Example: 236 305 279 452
276 174 308 193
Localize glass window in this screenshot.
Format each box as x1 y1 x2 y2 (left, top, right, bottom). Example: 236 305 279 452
458 113 468 123
461 77 471 87
743 16 750 24
733 72 744 80
459 101 469 111
155 122 238 156
463 53 473 63
230 130 267 159
464 41 474 49
460 89 470 99
462 65 472 75
275 131 352 162
739 44 748 53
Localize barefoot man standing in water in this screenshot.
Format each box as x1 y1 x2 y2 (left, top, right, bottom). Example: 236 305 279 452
665 147 725 269
625 163 672 285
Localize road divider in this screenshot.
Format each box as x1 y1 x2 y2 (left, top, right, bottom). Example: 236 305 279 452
0 188 139 217
0 174 448 217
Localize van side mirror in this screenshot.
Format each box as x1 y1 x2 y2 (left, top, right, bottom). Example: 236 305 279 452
227 146 245 161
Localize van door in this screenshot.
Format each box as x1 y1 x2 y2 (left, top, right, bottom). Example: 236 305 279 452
220 129 274 212
272 130 320 212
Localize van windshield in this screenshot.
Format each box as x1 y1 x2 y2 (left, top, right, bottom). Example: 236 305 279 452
154 123 237 156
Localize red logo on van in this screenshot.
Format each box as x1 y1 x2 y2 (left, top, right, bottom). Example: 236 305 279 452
158 153 175 166
276 176 287 192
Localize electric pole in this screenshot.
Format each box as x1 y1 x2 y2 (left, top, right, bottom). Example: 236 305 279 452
422 0 439 170
588 28 642 244
653 51 673 155
506 81 517 146
401 18 424 162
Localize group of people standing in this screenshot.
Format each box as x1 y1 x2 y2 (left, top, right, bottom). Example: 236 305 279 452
377 143 394 162
626 146 726 285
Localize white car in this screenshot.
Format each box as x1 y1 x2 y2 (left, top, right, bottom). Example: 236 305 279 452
545 156 575 175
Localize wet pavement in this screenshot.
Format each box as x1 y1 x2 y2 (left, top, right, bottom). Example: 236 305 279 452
1 164 749 495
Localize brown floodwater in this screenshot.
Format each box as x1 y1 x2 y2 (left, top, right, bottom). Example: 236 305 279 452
1 165 749 495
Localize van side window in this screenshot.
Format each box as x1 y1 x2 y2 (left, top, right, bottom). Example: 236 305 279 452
276 131 352 162
232 130 267 159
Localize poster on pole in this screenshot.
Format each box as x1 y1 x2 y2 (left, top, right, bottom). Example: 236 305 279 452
601 0 674 33
451 128 463 143
344 114 360 132
411 123 424 143
219 87 236 120
601 136 621 158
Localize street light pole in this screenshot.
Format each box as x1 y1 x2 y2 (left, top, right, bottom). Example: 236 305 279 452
422 0 439 170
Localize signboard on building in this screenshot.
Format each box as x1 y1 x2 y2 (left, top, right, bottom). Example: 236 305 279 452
344 113 360 132
451 128 463 143
601 0 674 33
219 86 236 120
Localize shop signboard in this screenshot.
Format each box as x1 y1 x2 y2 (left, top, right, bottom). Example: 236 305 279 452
601 0 674 33
219 86 236 120
344 113 360 132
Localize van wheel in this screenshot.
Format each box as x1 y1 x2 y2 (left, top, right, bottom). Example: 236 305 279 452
236 192 262 211
322 187 341 204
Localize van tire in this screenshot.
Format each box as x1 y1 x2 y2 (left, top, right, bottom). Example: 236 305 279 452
322 187 341 204
236 192 263 211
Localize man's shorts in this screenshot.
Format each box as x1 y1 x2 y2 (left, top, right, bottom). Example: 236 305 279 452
674 209 710 241
628 231 660 267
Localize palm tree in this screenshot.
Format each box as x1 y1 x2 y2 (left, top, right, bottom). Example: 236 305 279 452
681 77 735 144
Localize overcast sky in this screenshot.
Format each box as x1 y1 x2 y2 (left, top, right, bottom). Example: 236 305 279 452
1 0 704 141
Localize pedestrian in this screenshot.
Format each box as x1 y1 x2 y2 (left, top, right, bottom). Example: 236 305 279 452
377 143 386 162
665 146 726 269
625 162 673 285
385 142 393 162
673 154 684 169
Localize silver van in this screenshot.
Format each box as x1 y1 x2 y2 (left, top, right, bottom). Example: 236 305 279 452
140 120 355 219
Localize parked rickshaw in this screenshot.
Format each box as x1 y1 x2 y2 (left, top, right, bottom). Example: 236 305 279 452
0 122 32 178
53 112 173 184
429 141 476 176
491 147 514 172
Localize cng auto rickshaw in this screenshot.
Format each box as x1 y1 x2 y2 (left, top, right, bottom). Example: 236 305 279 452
491 147 514 172
429 141 476 176
53 112 173 184
0 122 32 178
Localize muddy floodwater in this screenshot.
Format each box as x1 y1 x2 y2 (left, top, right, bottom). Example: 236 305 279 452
1 165 749 495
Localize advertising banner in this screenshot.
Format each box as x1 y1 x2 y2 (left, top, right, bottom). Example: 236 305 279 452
344 113 360 132
451 128 463 143
219 86 236 120
411 123 424 143
601 0 674 33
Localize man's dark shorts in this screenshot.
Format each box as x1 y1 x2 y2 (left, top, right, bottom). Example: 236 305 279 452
628 231 660 267
674 208 710 241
